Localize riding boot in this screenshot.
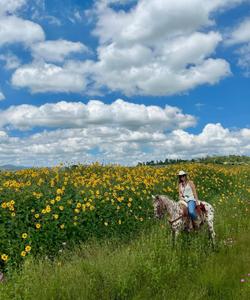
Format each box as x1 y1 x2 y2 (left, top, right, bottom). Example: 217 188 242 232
192 220 199 230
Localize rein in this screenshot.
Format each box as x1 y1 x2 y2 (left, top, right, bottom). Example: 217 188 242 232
168 215 183 225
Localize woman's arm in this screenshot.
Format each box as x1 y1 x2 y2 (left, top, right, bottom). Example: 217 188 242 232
189 181 199 204
178 183 185 201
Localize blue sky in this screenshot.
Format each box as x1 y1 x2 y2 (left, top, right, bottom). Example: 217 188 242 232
0 0 250 166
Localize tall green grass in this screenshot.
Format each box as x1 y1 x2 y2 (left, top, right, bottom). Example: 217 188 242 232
0 197 249 300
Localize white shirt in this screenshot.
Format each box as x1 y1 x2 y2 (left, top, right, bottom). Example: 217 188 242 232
180 182 195 202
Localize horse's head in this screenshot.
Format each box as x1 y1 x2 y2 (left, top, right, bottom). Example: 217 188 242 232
152 194 166 219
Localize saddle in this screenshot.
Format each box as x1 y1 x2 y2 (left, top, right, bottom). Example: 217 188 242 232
181 202 206 218
179 202 207 232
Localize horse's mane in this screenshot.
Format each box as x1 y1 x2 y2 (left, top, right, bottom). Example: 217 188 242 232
156 194 177 205
156 195 180 217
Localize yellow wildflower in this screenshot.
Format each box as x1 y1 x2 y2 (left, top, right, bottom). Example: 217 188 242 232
22 233 28 239
1 202 7 209
53 214 59 220
56 188 63 195
1 254 8 261
25 245 31 252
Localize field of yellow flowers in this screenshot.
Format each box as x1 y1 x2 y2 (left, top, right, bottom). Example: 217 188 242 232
0 163 249 271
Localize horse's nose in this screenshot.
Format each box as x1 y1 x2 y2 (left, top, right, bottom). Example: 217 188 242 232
154 213 161 219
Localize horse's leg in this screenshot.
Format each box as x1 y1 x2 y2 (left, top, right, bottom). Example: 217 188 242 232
171 230 176 246
207 219 216 247
172 229 180 247
204 203 216 247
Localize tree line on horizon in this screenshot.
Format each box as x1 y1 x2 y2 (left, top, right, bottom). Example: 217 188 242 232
137 155 250 166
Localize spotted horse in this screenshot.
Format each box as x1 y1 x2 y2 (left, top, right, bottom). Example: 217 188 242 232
152 194 216 245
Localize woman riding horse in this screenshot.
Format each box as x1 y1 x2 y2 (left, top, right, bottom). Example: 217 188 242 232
178 170 199 229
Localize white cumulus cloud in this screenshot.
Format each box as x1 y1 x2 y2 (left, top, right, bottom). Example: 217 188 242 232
237 43 250 76
226 18 250 45
0 52 21 70
11 61 88 93
0 98 249 166
31 39 89 63
86 0 232 96
0 99 196 131
9 0 240 95
226 17 250 76
0 16 45 47
0 123 249 166
0 0 27 15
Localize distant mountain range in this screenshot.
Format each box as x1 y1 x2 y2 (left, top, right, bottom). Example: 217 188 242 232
0 164 29 171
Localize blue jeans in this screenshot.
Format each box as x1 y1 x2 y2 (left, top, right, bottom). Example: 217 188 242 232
188 200 197 220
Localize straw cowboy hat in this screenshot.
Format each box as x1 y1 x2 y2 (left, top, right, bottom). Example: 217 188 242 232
177 170 187 176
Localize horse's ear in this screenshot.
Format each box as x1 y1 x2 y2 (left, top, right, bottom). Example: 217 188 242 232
152 195 160 201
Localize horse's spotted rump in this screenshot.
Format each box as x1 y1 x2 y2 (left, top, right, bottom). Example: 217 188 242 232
152 195 216 244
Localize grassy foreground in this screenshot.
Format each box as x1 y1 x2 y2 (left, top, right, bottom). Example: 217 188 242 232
0 199 249 300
